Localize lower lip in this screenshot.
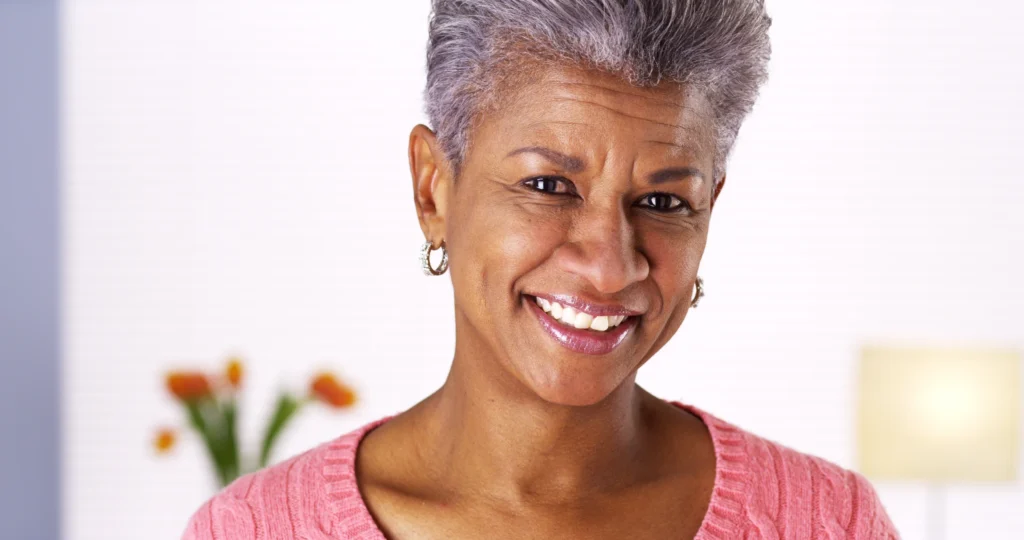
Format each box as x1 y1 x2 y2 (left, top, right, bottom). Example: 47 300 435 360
526 297 637 355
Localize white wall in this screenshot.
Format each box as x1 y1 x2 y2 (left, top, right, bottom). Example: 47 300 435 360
63 1 1024 538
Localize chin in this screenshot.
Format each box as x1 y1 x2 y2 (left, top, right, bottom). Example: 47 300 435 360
519 361 628 407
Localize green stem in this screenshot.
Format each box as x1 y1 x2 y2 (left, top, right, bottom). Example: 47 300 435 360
222 398 240 484
184 399 229 487
259 393 302 468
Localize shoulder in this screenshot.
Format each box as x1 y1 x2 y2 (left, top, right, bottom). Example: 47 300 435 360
742 430 898 538
181 418 388 540
682 405 900 539
180 443 327 540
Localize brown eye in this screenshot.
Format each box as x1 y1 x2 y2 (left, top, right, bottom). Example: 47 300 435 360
523 176 573 195
637 193 688 213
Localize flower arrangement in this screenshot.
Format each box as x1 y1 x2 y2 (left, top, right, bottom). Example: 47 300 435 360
153 357 357 487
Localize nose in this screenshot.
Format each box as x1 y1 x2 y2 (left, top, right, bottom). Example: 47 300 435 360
557 201 650 294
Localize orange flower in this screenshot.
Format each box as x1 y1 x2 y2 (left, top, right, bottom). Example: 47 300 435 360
153 428 176 454
225 358 244 389
309 373 357 408
165 371 212 401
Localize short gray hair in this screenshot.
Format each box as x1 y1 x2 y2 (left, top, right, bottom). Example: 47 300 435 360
425 0 772 178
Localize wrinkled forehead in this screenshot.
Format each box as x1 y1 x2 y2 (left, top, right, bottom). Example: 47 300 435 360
471 61 717 162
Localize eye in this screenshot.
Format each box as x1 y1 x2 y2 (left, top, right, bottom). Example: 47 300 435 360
522 176 575 195
636 192 690 213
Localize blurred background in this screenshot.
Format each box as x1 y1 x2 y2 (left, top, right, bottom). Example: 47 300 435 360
2 0 1022 538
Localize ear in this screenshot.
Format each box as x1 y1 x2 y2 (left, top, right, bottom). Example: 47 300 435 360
710 174 726 211
409 124 454 245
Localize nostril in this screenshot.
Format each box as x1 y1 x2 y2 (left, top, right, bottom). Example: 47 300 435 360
553 240 649 294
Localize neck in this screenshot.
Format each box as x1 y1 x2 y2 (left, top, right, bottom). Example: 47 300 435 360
414 338 659 505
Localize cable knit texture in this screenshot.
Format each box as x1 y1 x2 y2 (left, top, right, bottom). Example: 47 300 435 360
183 404 900 539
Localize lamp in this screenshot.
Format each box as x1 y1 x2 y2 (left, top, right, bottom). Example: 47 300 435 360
857 346 1021 540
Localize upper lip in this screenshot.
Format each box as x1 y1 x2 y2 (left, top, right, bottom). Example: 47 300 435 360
528 293 645 317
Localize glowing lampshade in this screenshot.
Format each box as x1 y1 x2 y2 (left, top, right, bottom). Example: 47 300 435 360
857 347 1021 482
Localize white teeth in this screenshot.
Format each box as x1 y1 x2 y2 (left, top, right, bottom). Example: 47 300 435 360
574 312 593 329
537 297 551 312
534 297 630 333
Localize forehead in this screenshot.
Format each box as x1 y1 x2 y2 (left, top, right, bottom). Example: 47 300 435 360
474 63 715 160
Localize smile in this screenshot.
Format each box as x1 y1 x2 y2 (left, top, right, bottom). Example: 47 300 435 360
526 295 639 355
534 296 628 332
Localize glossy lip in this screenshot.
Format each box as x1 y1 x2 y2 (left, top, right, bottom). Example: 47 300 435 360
525 295 638 355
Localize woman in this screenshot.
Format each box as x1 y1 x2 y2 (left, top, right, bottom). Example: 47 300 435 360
186 1 899 538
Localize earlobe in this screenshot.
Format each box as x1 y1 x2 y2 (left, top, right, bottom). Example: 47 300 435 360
408 124 452 240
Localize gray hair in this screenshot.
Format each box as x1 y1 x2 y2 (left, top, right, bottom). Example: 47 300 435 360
425 0 772 179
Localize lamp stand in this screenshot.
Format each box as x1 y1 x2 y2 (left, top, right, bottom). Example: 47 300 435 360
927 483 945 540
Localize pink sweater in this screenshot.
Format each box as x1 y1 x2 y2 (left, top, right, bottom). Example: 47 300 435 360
184 404 899 539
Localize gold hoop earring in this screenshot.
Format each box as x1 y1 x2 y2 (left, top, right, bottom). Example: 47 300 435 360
420 240 449 276
690 276 705 308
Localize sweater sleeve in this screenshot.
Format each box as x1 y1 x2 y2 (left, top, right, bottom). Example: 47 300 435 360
181 475 260 540
847 469 900 539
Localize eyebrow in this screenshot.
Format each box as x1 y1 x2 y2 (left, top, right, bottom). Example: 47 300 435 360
506 145 706 184
506 146 585 173
648 167 706 185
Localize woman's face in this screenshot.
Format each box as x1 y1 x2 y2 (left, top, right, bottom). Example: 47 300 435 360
413 64 721 407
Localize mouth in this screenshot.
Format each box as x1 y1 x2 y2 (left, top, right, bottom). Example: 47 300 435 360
524 294 639 355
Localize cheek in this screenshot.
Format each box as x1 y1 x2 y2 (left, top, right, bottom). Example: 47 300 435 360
635 228 707 361
449 195 565 305
641 226 708 312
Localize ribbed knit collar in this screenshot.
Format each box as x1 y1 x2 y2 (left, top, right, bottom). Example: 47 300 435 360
322 402 750 539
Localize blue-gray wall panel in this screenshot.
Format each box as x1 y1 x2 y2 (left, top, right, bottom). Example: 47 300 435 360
0 1 60 539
